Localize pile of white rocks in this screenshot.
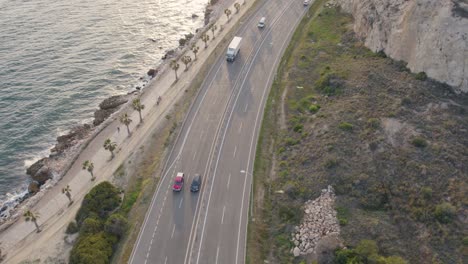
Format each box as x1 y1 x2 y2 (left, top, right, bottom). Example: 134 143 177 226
291 185 340 257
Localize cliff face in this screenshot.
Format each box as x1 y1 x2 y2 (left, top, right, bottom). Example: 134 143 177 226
337 0 468 93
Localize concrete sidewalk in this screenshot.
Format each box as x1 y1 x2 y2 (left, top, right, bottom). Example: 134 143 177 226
0 1 254 262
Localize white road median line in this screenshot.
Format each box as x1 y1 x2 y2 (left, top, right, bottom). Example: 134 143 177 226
215 246 220 264
233 145 237 158
171 224 176 239
221 206 226 224
227 173 231 189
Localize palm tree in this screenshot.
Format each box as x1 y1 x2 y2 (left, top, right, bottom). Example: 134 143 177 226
82 160 95 180
170 60 180 80
201 33 210 49
210 24 218 39
224 8 232 20
234 3 241 14
119 112 132 136
62 185 73 205
103 139 117 159
191 44 199 60
181 55 192 71
132 98 145 123
24 210 40 233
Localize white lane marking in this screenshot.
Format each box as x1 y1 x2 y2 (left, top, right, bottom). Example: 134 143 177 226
215 246 220 264
233 145 237 158
238 122 243 134
164 256 168 264
193 150 197 161
227 173 231 189
244 103 248 113
150 238 154 245
200 130 204 139
179 197 184 209
171 224 176 238
221 206 226 224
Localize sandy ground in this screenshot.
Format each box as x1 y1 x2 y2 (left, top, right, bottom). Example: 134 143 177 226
0 0 254 263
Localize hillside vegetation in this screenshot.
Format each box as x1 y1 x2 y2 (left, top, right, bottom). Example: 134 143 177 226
248 1 467 264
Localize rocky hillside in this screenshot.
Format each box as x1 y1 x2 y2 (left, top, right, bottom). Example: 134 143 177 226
337 0 468 93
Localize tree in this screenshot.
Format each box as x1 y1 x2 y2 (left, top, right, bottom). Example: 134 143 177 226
210 24 218 39
103 139 117 159
132 98 145 123
434 202 456 223
181 55 192 71
104 213 128 238
234 2 241 13
170 60 179 80
119 112 132 136
24 210 41 233
82 160 95 180
224 8 232 20
62 185 73 205
191 44 199 60
201 33 210 49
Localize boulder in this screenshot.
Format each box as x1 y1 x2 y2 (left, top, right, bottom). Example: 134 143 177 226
32 166 52 185
99 95 128 110
93 109 115 126
192 13 199 18
293 247 300 257
28 181 40 194
26 157 47 176
147 69 158 78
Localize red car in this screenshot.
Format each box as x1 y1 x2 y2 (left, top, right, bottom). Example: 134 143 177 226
172 172 184 192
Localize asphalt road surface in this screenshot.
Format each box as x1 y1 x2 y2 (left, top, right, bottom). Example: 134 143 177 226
130 0 308 263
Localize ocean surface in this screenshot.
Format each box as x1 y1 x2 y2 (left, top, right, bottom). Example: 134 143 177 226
0 0 207 210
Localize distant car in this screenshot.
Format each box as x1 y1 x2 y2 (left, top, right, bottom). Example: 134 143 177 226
257 17 266 28
303 0 310 5
173 172 184 192
190 174 202 192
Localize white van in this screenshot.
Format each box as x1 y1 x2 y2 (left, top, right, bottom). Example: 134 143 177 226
258 17 266 28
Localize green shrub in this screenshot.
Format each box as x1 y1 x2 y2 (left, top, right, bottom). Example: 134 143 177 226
76 181 121 225
285 137 299 146
309 104 321 113
81 218 103 235
336 206 349 226
411 137 427 148
339 122 353 131
421 187 433 199
66 221 79 234
69 232 117 264
324 158 338 169
415 72 427 81
463 236 468 246
355 239 378 257
315 73 341 95
293 124 304 133
104 213 128 238
376 50 387 58
434 202 456 224
367 118 380 129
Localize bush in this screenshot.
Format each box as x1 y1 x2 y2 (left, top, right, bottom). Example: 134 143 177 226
81 218 103 235
367 118 380 129
434 202 456 224
315 73 341 95
66 221 79 234
411 137 427 148
309 104 321 113
76 181 121 225
293 124 304 133
69 232 117 264
104 213 128 238
339 122 353 131
421 187 433 199
415 72 427 81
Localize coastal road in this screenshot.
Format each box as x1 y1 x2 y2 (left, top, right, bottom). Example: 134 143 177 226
129 0 308 263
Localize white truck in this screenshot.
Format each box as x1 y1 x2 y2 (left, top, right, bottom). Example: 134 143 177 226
226 36 242 62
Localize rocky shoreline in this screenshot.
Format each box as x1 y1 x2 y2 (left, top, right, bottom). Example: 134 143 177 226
0 0 227 227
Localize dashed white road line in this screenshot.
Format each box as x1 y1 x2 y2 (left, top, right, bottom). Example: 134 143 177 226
164 256 168 264
238 122 243 134
233 145 237 158
200 130 204 139
171 224 176 238
227 173 231 189
221 206 226 224
178 197 184 209
193 150 197 161
244 103 248 113
215 246 220 264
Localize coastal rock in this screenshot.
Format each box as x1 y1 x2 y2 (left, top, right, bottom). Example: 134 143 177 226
98 95 128 110
93 109 115 126
52 124 92 153
147 69 158 78
162 49 176 60
337 0 468 93
26 157 47 176
28 181 40 194
192 13 199 18
293 247 301 257
32 166 53 185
